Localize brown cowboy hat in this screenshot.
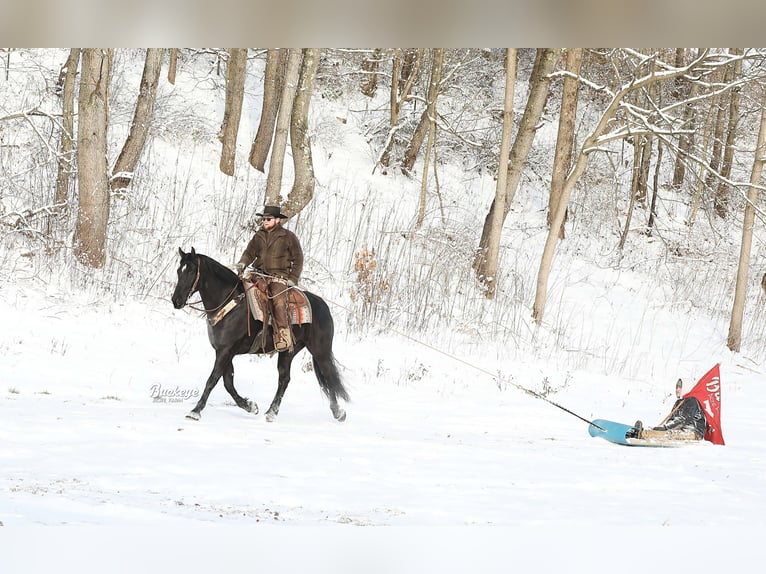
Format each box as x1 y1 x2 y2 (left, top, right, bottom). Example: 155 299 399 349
256 205 288 219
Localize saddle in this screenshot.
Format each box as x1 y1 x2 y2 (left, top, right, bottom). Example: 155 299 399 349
243 275 312 326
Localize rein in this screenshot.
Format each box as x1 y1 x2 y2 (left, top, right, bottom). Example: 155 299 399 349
184 256 241 315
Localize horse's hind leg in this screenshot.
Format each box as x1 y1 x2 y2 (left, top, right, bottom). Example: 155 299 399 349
264 351 295 422
223 361 258 415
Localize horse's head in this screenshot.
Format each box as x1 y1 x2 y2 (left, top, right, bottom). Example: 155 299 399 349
171 247 200 309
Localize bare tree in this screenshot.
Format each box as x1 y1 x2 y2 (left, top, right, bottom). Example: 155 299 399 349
54 48 80 211
73 49 111 268
264 49 302 207
415 48 444 230
400 49 443 176
727 89 766 352
361 48 382 97
715 48 744 218
671 49 705 189
475 48 517 297
532 49 736 323
378 48 423 169
548 48 583 239
475 48 559 270
111 48 163 193
249 49 286 173
168 49 178 84
219 48 247 176
285 49 320 217
704 89 728 209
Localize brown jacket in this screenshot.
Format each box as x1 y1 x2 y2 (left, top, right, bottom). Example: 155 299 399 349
238 225 303 283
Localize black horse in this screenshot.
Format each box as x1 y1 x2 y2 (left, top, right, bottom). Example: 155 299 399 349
171 247 348 422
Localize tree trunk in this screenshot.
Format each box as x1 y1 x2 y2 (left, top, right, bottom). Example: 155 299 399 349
476 48 559 265
285 49 320 217
219 48 247 176
389 49 401 126
548 48 583 239
475 48 517 297
672 49 701 188
264 49 302 207
361 48 382 97
619 138 643 251
415 48 444 231
635 134 653 205
401 106 430 175
727 91 766 352
687 98 717 226
168 48 178 84
646 140 663 233
400 49 418 91
73 49 111 268
704 88 728 201
379 49 423 169
111 48 163 193
249 49 286 172
715 48 744 218
54 48 80 210
532 50 710 324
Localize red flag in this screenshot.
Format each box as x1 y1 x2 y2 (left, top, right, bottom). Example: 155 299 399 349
683 364 725 445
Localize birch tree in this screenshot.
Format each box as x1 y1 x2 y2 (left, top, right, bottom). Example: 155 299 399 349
415 48 444 230
219 48 247 176
378 48 423 169
361 48 382 97
474 48 558 272
111 48 163 193
727 89 766 352
476 48 516 298
264 49 302 207
54 48 80 211
532 49 737 323
250 49 286 172
167 49 178 84
715 48 744 218
548 48 583 239
73 48 111 268
285 48 320 217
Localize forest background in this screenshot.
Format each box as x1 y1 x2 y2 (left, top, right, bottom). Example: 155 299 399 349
2 48 766 369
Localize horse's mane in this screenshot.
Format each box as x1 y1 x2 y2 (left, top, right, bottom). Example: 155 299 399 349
196 252 241 288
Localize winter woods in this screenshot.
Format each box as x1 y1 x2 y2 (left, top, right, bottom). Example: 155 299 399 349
3 48 766 364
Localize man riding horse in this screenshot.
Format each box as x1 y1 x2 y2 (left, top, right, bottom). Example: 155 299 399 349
234 205 303 353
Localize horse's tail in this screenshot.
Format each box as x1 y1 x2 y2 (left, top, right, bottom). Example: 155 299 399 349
313 353 349 403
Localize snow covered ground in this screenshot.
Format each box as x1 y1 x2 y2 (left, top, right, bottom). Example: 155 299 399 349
1 276 765 571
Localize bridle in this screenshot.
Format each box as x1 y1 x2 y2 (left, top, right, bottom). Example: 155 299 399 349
182 256 240 314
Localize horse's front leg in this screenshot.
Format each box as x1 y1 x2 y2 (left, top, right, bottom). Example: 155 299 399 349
265 351 294 422
223 360 258 415
186 351 230 420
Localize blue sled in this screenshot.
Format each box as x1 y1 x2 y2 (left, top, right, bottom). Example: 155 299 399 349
589 419 635 445
588 418 686 447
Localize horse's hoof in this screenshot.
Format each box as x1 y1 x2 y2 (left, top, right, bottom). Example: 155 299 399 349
247 400 259 415
186 411 201 421
265 411 276 423
334 409 347 422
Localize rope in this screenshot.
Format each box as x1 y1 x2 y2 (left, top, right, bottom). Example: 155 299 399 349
316 293 605 432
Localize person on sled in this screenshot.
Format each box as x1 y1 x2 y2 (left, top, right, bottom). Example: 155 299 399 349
234 205 303 352
627 379 707 441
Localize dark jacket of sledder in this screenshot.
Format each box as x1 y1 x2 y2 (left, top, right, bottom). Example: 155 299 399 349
653 397 707 438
